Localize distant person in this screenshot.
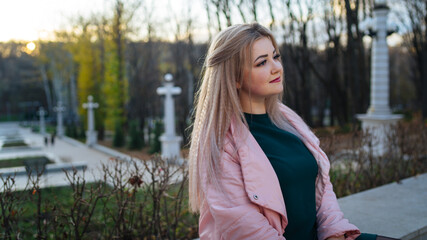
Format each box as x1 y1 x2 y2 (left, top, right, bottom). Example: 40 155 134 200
51 132 56 146
188 23 398 240
44 136 48 147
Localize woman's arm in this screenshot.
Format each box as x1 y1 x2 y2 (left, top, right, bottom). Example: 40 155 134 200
316 176 360 240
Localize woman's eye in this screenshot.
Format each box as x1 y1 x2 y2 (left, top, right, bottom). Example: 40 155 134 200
256 60 267 67
274 54 281 59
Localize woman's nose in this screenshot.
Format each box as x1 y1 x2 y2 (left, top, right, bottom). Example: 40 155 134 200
271 60 282 74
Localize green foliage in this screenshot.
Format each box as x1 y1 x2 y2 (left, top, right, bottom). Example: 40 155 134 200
79 123 86 139
1 141 27 148
65 123 78 138
128 119 143 150
393 109 414 122
31 125 39 133
31 124 55 134
113 120 125 147
0 114 20 122
335 123 353 134
0 157 53 168
103 37 127 131
149 120 163 154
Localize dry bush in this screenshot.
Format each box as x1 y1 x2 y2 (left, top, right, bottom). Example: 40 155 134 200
320 117 427 198
0 156 198 240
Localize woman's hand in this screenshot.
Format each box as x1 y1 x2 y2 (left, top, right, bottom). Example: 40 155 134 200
327 236 346 240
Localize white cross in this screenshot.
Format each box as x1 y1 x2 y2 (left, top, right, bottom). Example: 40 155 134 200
156 73 182 137
37 107 47 135
83 95 99 133
53 101 65 137
156 73 183 162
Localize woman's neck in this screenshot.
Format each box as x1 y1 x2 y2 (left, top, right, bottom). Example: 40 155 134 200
240 97 266 114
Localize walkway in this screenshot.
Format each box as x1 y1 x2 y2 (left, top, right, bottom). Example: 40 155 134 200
0 123 130 190
339 173 427 240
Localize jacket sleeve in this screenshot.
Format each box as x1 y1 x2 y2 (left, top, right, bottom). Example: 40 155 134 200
201 147 285 240
316 175 361 240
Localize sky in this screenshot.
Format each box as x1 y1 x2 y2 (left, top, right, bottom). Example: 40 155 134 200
0 0 206 42
0 0 111 42
0 0 404 46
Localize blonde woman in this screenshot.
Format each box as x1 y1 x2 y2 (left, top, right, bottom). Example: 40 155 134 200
189 23 393 240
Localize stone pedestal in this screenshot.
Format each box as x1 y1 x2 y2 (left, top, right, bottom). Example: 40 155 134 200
357 114 402 156
85 130 98 147
159 135 183 164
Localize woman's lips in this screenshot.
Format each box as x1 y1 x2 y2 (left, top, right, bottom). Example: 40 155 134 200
269 77 281 83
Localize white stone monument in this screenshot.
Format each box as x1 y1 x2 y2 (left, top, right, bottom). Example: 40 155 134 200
38 107 47 136
83 95 99 147
53 101 65 138
357 0 402 156
156 73 182 163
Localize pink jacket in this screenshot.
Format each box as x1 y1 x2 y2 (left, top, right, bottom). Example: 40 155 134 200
199 103 361 240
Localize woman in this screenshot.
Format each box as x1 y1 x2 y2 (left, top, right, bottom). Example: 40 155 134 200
189 23 392 240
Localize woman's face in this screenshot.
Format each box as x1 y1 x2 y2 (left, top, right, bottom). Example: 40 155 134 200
239 37 283 110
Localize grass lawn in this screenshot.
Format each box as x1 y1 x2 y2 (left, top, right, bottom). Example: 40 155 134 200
2 141 28 148
0 156 53 168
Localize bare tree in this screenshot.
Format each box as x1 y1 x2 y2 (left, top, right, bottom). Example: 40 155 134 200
281 0 316 126
400 0 427 119
308 0 349 126
344 0 370 120
235 0 248 23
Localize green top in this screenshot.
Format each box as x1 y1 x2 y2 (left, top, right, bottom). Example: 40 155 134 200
245 113 318 240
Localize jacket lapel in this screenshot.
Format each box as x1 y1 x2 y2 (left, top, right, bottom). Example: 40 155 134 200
229 118 288 222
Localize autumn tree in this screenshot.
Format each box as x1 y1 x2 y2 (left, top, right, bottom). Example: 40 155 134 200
37 41 79 126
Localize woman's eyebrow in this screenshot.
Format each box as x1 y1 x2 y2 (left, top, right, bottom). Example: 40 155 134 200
253 49 277 63
254 54 268 63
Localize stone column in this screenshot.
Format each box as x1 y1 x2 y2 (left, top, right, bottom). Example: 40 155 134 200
357 0 402 156
156 73 182 162
53 101 65 138
83 95 99 147
38 107 47 136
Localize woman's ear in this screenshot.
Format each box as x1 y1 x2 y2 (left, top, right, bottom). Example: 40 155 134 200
236 81 241 89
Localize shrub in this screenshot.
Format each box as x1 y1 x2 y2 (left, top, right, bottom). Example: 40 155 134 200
149 120 163 154
0 157 198 240
321 115 427 198
128 119 143 150
113 121 125 148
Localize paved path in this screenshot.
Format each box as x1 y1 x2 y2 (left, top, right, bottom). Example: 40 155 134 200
339 173 427 240
21 127 111 169
1 123 182 191
0 123 120 189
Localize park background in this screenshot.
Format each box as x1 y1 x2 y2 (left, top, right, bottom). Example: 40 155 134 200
0 0 426 239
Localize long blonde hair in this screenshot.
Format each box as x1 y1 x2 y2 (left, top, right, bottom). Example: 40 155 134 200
189 23 301 212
